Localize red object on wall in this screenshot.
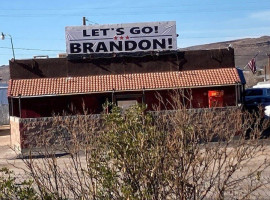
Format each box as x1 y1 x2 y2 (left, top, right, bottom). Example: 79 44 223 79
208 90 224 108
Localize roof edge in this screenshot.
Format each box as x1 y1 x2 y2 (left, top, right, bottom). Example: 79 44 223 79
9 83 240 98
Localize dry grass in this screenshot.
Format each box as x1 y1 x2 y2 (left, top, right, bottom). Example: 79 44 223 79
15 91 270 199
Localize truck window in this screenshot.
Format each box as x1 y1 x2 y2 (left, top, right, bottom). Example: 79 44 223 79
267 89 270 96
245 89 263 96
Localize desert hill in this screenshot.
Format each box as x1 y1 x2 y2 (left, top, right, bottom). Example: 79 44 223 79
0 65 9 83
182 36 270 69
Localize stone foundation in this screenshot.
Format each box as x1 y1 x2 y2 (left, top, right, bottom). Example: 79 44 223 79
10 115 101 155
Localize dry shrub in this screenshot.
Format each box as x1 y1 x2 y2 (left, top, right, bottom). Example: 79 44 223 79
20 91 270 200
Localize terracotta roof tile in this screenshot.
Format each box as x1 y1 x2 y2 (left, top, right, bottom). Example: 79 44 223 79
8 68 241 97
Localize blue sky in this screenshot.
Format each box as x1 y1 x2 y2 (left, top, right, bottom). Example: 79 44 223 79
0 0 269 65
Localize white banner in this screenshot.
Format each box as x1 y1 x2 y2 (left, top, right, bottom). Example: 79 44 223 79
65 21 177 55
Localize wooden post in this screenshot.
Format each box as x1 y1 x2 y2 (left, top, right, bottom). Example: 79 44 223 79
10 97 14 116
267 54 270 81
142 88 145 104
18 94 21 118
235 85 238 106
112 89 115 104
264 65 267 82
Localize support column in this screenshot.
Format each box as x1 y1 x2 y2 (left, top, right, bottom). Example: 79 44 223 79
10 97 14 116
142 88 145 104
111 89 115 104
235 85 238 106
18 95 21 118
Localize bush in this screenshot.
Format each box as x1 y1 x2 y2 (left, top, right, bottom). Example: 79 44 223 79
19 93 270 199
0 168 37 200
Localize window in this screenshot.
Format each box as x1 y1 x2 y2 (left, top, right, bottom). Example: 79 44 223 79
245 89 263 96
267 89 270 96
117 100 137 111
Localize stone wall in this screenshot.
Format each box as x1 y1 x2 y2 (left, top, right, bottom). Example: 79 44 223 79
10 107 242 155
0 105 9 125
10 115 101 155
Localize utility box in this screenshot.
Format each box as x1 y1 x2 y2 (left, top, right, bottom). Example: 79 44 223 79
208 90 224 108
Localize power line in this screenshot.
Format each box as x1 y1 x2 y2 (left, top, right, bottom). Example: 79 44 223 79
179 35 269 39
13 37 65 41
0 46 64 52
0 46 269 56
1 8 270 18
0 53 58 56
0 1 264 11
12 34 269 40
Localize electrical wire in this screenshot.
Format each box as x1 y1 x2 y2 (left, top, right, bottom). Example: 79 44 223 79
0 7 270 18
0 0 265 11
1 0 264 11
0 47 64 52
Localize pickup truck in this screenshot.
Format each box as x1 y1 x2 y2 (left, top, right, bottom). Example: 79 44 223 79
244 88 270 117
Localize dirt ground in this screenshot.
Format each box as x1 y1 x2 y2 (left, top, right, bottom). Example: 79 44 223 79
0 127 26 174
1 126 270 198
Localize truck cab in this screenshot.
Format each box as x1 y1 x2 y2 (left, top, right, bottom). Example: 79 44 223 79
245 88 270 117
245 88 270 104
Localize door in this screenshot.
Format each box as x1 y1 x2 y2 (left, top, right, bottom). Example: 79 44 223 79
208 90 224 108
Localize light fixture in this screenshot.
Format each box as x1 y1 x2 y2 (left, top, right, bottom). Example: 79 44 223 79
1 32 5 40
1 32 15 60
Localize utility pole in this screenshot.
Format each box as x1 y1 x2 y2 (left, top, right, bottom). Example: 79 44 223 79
1 32 15 60
268 54 270 68
83 17 86 25
267 54 270 81
264 65 267 81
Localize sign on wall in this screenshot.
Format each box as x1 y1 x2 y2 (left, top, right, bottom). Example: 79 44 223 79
65 21 177 55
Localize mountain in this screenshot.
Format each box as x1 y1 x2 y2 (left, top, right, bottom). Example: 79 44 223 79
182 36 270 69
0 65 9 83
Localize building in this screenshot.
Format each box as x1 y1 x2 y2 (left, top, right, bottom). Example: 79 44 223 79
0 83 9 125
7 48 245 153
8 48 244 115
